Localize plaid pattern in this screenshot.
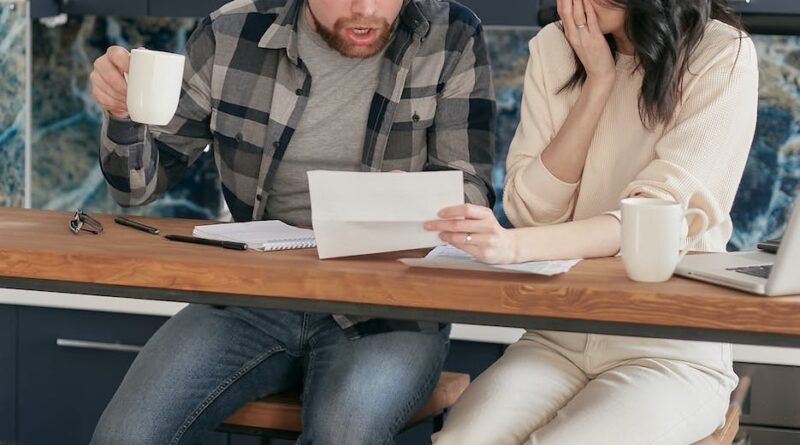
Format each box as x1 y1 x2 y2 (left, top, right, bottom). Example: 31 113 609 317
100 0 496 338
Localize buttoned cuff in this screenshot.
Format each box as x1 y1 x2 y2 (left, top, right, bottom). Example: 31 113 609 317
105 111 144 145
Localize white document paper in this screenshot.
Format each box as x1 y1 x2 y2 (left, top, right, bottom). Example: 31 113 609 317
307 170 464 259
400 245 581 276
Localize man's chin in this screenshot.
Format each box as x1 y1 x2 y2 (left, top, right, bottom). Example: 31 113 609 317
337 44 385 59
311 12 396 59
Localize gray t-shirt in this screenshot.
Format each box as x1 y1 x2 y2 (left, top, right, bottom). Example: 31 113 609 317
266 13 385 228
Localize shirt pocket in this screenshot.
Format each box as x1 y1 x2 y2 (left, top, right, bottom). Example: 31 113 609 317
391 95 437 131
210 108 266 180
384 95 436 171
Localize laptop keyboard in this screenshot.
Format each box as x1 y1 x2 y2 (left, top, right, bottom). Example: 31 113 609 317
727 265 773 279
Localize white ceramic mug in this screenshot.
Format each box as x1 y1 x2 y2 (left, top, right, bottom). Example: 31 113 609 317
126 48 185 126
621 197 709 282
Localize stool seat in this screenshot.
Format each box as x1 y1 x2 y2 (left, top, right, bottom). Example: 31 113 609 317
222 371 470 433
691 376 751 445
690 403 740 445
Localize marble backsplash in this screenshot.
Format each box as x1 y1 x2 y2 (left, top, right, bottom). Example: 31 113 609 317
30 16 223 219
0 1 27 208
484 27 537 227
730 36 800 250
2 16 799 250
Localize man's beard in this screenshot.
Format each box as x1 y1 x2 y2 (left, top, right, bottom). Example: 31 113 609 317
307 4 396 59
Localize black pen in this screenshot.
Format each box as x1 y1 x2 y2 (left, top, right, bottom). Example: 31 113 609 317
114 216 160 235
164 234 248 251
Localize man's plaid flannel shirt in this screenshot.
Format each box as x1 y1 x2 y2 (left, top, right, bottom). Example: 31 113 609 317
100 0 496 338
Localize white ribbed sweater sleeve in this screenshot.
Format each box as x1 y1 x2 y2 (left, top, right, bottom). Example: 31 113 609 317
503 34 580 227
620 41 759 237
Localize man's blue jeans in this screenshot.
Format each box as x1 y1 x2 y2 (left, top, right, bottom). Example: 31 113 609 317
90 304 450 445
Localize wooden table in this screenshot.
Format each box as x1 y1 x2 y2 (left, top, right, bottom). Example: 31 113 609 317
2 208 799 347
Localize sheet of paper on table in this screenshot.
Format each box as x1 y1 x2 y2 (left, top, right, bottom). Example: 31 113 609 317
307 170 464 259
399 245 581 276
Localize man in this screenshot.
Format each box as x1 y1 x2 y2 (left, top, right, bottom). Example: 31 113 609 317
89 0 494 443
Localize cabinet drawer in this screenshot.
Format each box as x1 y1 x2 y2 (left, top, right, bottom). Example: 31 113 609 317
740 425 800 445
734 362 800 428
17 306 166 445
0 305 16 442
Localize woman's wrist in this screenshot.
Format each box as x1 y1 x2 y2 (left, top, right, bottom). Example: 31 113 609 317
585 74 616 97
506 228 528 264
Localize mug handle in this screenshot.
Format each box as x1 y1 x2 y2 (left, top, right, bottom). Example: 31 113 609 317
123 47 142 83
678 208 709 259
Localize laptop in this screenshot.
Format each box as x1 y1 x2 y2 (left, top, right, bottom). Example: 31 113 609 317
675 199 800 296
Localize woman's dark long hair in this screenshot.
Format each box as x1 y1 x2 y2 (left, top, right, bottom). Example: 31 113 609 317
561 0 744 128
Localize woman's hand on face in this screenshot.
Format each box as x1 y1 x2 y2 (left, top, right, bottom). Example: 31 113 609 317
557 0 616 86
424 204 518 265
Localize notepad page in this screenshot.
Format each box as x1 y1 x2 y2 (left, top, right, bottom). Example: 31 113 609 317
192 220 316 251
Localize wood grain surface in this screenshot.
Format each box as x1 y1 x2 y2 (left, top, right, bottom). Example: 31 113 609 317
1 208 799 337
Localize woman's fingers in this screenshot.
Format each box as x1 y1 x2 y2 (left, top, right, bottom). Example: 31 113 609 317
559 0 577 35
447 232 501 248
463 204 495 220
440 231 475 245
573 0 587 29
437 203 494 220
425 204 510 264
558 0 616 83
584 0 601 35
442 233 511 265
436 204 468 219
424 218 494 234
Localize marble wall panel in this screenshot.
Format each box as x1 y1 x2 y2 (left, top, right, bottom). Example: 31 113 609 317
729 35 800 250
30 16 223 220
0 1 27 208
10 18 800 249
484 26 538 226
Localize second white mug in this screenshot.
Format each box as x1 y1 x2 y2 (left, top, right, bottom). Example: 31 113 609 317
620 197 709 283
126 48 185 126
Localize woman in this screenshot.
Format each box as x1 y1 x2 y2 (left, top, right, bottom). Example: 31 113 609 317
426 0 758 443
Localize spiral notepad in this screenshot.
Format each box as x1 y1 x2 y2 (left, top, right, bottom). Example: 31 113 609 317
192 220 316 251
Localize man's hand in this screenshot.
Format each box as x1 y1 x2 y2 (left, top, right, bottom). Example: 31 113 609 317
424 204 518 265
90 46 131 118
